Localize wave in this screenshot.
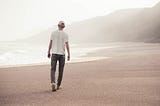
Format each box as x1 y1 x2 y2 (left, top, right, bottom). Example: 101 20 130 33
0 42 121 66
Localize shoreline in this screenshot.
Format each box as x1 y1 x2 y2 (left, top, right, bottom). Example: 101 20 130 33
1 42 160 69
0 57 109 69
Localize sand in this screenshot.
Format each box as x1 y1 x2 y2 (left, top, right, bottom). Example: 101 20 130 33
0 45 160 106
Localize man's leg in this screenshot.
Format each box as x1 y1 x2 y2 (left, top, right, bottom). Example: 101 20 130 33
57 55 65 88
51 54 58 83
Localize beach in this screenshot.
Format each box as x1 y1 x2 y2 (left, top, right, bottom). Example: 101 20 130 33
0 43 160 106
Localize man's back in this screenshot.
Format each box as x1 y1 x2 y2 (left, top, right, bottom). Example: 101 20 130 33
50 30 68 55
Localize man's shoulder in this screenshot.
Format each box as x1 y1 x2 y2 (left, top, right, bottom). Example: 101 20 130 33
51 30 58 36
52 30 58 34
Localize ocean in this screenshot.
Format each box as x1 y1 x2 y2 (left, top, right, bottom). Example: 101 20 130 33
1 41 158 67
0 42 119 67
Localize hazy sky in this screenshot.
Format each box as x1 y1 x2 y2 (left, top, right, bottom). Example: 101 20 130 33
0 0 159 41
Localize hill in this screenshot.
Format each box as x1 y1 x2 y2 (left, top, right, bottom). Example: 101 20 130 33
22 2 160 44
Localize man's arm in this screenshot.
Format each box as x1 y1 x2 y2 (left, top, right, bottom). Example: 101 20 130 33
65 41 70 61
47 40 52 58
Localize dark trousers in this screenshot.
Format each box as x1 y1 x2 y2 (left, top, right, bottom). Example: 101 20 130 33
51 54 65 86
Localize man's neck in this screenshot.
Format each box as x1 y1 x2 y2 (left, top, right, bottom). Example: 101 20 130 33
58 28 63 31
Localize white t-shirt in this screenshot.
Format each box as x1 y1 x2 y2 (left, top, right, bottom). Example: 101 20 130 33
50 30 69 55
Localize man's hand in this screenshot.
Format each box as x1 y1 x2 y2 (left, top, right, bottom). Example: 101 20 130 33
67 55 70 61
48 40 52 58
48 53 51 58
65 42 70 61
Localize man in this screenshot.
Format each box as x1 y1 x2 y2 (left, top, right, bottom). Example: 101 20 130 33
48 21 70 92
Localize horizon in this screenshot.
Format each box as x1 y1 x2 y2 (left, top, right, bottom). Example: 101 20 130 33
0 0 159 41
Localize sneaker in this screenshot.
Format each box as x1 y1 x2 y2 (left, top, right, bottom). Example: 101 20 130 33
57 85 61 90
51 83 56 92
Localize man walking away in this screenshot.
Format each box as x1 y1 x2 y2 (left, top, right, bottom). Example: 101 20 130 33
47 21 70 92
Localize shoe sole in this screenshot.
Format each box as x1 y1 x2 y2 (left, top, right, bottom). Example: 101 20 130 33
57 87 61 90
51 84 56 92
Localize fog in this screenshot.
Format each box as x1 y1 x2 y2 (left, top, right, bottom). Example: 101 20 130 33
0 0 159 41
22 2 160 45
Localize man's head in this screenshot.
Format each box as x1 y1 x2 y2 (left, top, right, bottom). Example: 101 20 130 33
58 21 65 29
